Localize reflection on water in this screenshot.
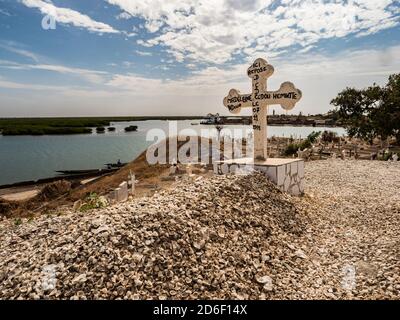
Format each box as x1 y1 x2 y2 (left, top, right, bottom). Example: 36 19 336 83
0 120 346 185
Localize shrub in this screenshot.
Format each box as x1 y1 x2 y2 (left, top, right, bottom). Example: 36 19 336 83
321 130 337 143
307 131 321 143
283 131 319 156
284 143 300 156
80 193 109 212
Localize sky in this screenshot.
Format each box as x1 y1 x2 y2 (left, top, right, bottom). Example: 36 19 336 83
0 0 399 117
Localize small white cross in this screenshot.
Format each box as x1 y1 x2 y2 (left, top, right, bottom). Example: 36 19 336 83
223 58 302 160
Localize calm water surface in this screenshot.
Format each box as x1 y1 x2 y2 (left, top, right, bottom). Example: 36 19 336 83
0 120 346 185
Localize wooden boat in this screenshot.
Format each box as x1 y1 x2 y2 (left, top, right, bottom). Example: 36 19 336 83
124 125 138 132
104 162 127 168
56 168 118 175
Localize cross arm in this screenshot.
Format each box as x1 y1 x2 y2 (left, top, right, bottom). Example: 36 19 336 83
253 81 302 110
223 89 253 114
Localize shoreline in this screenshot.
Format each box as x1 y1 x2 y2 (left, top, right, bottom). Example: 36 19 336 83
1 133 398 195
0 116 342 136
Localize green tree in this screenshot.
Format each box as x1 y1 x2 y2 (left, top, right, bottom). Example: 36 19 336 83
330 73 400 144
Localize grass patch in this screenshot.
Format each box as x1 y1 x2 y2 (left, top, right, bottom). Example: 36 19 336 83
284 131 321 156
79 192 108 212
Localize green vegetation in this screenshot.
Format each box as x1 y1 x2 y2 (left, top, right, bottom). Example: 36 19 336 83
108 127 116 131
0 116 203 136
305 131 321 144
79 192 108 212
1 126 92 136
331 73 400 144
284 131 321 156
379 151 400 161
284 143 301 156
96 126 106 133
321 130 339 143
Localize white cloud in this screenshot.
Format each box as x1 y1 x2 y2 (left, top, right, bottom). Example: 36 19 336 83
125 32 137 37
0 60 108 84
0 8 12 16
0 79 69 91
0 42 40 62
135 50 152 56
2 45 399 117
102 45 400 115
136 39 153 47
21 0 119 33
116 11 131 20
122 61 134 67
106 0 399 64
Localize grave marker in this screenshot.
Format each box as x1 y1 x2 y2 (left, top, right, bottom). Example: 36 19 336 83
223 58 302 160
216 58 305 196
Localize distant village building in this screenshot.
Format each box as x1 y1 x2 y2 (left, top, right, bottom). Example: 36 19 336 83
314 119 326 126
324 118 335 126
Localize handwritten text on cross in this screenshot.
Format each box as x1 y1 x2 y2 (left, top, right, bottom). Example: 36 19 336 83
223 58 302 160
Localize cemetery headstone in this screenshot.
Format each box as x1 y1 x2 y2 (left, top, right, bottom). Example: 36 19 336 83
223 58 302 160
215 58 305 196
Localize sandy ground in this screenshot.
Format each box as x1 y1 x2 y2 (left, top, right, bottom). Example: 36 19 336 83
0 190 39 201
0 177 99 202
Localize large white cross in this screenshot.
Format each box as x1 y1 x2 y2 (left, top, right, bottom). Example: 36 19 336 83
223 58 302 160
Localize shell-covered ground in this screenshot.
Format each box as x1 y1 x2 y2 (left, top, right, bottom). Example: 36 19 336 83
0 159 399 299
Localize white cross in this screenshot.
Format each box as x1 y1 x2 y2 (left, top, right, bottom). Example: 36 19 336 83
223 58 302 160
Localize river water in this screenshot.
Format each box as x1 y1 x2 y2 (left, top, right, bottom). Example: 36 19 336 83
0 120 346 186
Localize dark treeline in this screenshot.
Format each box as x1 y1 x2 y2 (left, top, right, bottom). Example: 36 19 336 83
0 116 203 136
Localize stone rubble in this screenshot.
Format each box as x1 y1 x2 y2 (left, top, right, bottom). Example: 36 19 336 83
0 159 399 300
0 172 307 300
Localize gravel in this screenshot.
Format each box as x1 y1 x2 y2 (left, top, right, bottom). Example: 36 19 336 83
0 159 399 300
293 159 400 299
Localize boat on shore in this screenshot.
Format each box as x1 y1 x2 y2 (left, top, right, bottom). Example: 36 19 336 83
104 161 127 169
56 168 118 175
124 125 138 132
56 160 126 176
0 168 118 190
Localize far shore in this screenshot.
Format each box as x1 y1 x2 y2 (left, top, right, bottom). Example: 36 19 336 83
0 116 203 136
0 115 341 136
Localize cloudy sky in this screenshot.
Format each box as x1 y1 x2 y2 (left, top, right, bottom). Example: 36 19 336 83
0 0 399 117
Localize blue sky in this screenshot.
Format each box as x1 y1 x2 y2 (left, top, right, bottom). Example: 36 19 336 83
0 0 399 117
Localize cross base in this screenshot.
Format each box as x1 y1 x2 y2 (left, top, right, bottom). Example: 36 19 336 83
213 157 305 196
